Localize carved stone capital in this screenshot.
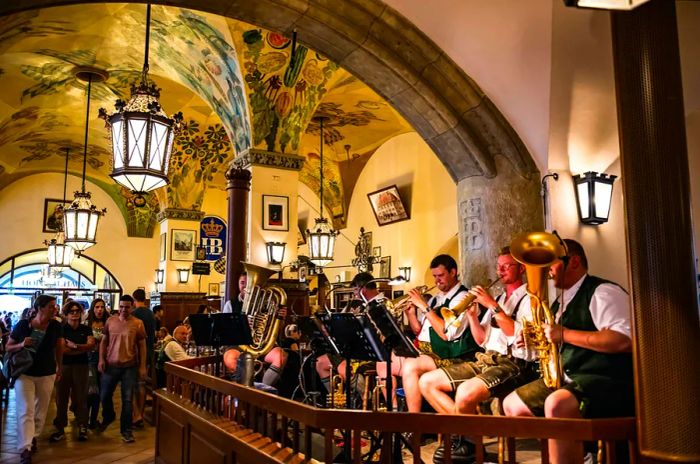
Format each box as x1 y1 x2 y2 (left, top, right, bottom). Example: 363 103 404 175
156 208 205 222
232 148 305 171
225 165 252 190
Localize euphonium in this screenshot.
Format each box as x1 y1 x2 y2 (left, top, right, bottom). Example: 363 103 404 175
384 285 435 318
510 232 565 389
238 262 287 358
441 278 500 329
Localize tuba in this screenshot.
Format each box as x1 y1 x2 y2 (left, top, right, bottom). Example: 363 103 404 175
238 262 287 358
510 232 565 389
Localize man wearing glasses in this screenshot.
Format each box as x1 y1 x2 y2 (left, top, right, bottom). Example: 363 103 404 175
418 247 537 463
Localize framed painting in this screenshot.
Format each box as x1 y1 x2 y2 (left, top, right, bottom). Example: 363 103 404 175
208 282 220 296
171 229 196 261
379 256 392 279
42 198 71 233
263 195 289 231
159 233 167 262
367 185 409 226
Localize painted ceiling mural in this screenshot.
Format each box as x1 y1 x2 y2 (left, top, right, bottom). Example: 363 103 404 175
0 3 412 236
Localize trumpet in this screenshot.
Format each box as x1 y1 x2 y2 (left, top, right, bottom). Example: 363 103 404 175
441 278 500 329
384 285 436 317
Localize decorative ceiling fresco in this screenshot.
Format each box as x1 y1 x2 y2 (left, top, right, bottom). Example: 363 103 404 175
0 3 412 236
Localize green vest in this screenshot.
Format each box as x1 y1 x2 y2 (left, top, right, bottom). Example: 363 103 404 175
428 285 483 360
560 275 633 390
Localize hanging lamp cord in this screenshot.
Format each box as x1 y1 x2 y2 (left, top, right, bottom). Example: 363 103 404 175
142 2 151 85
62 147 69 202
319 117 324 220
81 74 92 193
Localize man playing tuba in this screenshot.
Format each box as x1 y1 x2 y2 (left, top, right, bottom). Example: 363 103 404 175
503 239 634 463
418 246 538 463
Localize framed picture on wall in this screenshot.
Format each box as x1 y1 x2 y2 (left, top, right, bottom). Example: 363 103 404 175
171 229 196 261
263 195 289 231
367 185 409 226
208 282 220 296
379 256 392 279
159 233 167 262
42 198 71 233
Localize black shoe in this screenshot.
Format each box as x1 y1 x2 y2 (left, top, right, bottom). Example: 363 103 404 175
121 431 136 443
20 449 32 464
49 429 65 443
133 419 144 429
78 426 88 442
433 437 476 463
31 438 37 453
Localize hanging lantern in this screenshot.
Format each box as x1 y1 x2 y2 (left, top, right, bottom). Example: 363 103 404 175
100 3 182 203
65 68 107 252
45 232 75 270
306 116 338 267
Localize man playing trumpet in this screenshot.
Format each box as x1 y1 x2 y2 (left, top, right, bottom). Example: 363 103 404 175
376 254 482 414
418 246 537 463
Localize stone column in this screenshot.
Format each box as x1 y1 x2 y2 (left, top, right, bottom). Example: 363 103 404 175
224 166 251 303
611 2 700 462
456 155 543 285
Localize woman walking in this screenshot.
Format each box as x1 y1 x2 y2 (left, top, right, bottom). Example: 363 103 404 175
6 295 63 464
86 298 108 429
48 301 95 443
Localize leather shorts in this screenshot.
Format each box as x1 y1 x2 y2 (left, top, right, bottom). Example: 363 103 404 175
441 351 536 398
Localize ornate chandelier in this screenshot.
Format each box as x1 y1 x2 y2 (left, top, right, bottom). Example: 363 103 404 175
45 148 75 269
306 116 338 267
100 3 182 205
64 68 107 253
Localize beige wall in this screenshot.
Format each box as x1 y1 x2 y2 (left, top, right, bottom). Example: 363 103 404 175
0 173 159 294
329 132 458 288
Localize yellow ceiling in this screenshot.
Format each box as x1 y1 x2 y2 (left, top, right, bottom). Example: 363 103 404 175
0 4 413 235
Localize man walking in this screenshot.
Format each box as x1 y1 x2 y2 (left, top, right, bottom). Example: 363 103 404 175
98 295 146 443
130 289 155 428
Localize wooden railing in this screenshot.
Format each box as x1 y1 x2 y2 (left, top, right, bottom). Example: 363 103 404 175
156 356 636 464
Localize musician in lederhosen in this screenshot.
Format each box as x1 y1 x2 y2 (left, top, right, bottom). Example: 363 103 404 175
418 246 537 463
377 254 483 413
315 272 384 397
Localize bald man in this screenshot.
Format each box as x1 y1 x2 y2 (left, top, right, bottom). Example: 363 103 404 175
163 326 192 363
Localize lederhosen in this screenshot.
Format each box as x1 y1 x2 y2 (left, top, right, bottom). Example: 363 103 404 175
514 275 634 418
441 291 537 395
417 285 483 368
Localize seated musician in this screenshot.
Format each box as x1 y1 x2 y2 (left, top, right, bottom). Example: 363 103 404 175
315 272 384 397
503 239 634 464
376 254 483 413
418 246 537 463
222 272 288 388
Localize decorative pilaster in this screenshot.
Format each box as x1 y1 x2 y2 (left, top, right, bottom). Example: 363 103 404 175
224 166 252 303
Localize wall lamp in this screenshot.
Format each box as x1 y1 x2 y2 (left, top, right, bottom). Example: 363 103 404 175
563 0 650 10
177 267 190 284
573 171 617 225
155 269 164 284
398 266 411 283
266 241 286 265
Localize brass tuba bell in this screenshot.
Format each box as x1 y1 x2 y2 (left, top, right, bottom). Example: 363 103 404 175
510 232 565 389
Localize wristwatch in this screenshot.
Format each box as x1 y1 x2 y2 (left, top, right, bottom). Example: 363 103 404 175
490 304 502 314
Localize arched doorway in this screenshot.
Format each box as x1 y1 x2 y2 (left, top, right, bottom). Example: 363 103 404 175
0 248 123 317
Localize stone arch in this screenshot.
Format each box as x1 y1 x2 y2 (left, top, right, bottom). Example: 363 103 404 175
0 0 538 182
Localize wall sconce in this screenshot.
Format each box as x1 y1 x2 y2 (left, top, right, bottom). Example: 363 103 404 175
573 171 617 225
563 0 650 10
155 269 164 284
398 266 411 282
266 241 286 265
177 268 190 284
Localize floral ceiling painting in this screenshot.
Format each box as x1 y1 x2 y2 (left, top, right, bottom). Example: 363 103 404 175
0 3 412 236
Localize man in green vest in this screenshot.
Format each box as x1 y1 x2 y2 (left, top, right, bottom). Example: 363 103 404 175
376 254 482 414
503 239 634 463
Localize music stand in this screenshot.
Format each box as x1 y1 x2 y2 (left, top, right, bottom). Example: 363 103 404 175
189 313 254 381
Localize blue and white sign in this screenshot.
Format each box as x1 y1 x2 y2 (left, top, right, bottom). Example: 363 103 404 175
199 215 227 262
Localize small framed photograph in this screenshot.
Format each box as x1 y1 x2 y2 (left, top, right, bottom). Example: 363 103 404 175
372 246 382 257
379 256 392 278
196 245 207 261
367 185 409 226
392 290 404 300
43 198 71 233
263 195 289 231
171 229 196 261
298 265 308 282
208 282 220 296
159 233 167 262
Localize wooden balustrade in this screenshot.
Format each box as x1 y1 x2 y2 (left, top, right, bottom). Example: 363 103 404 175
156 356 637 464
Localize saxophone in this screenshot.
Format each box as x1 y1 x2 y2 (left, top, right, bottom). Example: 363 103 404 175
510 232 565 389
238 262 287 358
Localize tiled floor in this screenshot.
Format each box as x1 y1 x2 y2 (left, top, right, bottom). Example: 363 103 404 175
0 388 155 464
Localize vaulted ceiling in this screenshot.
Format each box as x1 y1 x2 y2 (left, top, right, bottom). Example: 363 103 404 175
0 4 412 236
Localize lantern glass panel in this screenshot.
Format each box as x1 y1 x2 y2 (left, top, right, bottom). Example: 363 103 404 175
127 118 148 167
577 182 590 220
77 211 89 239
112 120 124 169
149 122 168 170
594 181 613 219
65 211 76 239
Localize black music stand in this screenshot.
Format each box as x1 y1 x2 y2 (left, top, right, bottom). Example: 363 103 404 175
295 315 342 406
188 313 253 380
